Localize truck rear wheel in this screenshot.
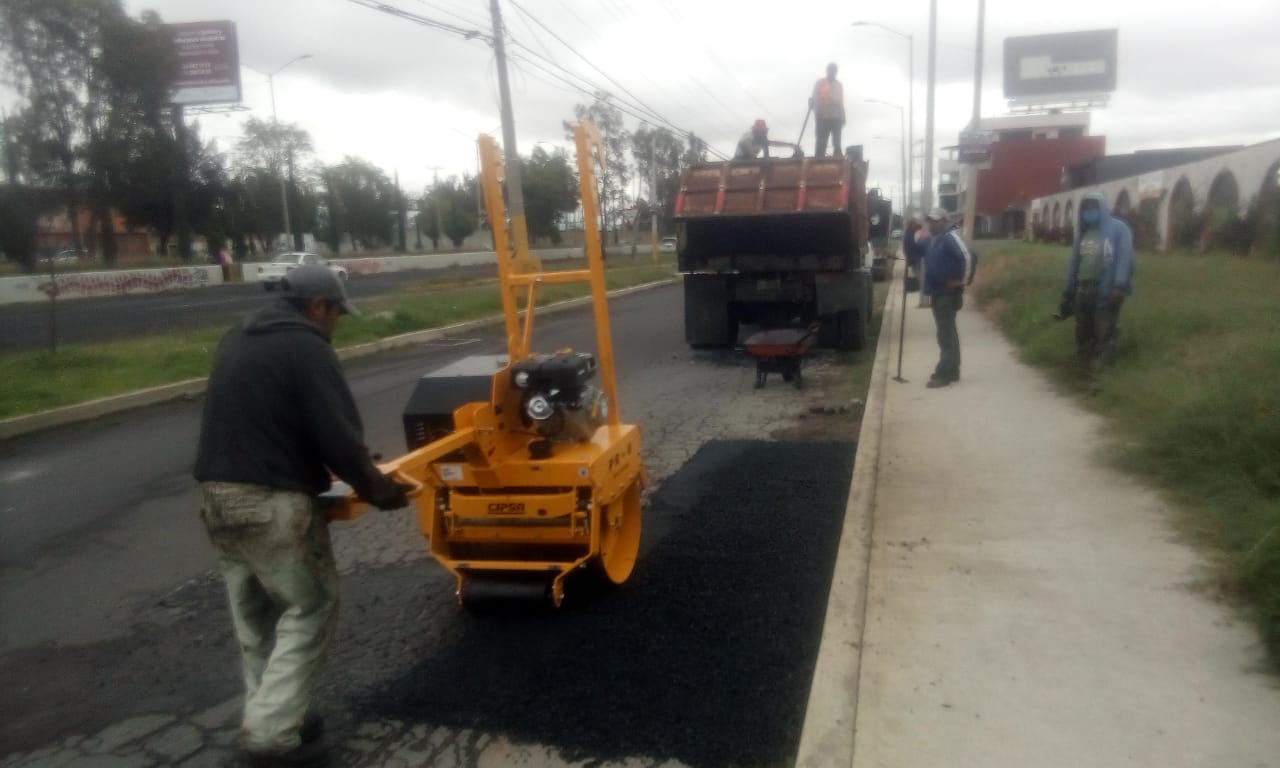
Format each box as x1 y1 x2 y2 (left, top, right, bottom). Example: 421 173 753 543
820 308 866 351
684 275 737 347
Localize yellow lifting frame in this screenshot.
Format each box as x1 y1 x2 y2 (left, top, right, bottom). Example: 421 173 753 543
477 122 622 425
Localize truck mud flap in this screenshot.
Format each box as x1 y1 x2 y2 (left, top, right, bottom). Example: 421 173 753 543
684 274 737 347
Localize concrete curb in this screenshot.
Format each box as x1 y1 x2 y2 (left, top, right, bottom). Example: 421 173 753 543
794 261 899 767
0 277 678 441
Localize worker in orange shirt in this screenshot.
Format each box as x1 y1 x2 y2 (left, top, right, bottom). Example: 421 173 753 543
810 62 846 158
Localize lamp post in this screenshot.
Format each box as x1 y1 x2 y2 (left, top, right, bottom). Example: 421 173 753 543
852 21 913 212
262 53 312 250
867 99 907 222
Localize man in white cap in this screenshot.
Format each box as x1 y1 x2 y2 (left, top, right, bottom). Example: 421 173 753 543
195 265 411 765
922 207 977 388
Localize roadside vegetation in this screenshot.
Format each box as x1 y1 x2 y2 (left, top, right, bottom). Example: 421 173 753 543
971 240 1280 668
0 257 675 420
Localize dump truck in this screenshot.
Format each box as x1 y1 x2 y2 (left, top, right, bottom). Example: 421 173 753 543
673 152 873 350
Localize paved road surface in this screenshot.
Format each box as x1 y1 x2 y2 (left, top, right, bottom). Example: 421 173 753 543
0 282 868 767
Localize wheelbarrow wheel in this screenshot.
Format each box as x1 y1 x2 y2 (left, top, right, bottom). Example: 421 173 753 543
594 479 643 585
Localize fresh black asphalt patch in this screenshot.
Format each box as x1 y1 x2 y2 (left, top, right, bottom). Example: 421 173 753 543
355 439 856 767
0 439 855 767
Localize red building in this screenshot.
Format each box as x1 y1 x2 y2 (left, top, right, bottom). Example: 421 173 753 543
940 112 1106 237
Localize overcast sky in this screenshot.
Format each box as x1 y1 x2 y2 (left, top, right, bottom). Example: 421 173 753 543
37 0 1280 203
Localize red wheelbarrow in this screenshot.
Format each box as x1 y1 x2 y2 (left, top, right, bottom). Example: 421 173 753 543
743 325 819 389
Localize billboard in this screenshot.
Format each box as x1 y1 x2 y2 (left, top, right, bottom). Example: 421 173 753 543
1003 29 1118 100
168 21 241 106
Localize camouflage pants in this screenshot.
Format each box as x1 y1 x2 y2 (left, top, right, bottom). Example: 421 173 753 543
199 482 338 751
1074 284 1123 369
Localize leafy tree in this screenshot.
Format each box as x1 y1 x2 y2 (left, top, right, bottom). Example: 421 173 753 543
564 92 631 245
236 117 314 247
324 156 394 250
521 145 578 245
0 184 41 266
442 207 475 247
418 175 481 250
0 0 108 253
631 125 686 235
82 8 177 263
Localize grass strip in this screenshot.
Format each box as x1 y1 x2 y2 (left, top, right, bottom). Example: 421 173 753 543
971 240 1280 668
0 258 676 419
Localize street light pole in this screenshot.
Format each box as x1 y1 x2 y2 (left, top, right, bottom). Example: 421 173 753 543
924 0 937 213
852 22 914 213
867 100 906 223
263 53 311 251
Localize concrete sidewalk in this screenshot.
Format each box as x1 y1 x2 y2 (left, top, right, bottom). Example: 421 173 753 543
801 267 1280 767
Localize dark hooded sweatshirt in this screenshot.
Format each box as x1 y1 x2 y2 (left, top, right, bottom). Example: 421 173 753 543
194 299 388 500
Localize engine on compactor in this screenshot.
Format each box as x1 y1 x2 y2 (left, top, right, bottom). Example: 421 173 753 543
510 351 608 443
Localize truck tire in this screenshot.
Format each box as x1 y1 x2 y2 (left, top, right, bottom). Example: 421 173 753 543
684 275 736 347
821 309 865 351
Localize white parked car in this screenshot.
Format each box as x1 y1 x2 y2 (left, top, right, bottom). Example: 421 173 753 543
253 252 348 291
659 236 677 253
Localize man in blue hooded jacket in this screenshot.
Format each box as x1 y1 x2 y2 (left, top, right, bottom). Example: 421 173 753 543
922 207 977 388
1062 191 1134 369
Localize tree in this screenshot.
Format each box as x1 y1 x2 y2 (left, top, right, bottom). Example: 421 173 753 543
235 117 314 247
442 206 475 247
631 125 686 235
83 8 177 263
0 0 108 254
324 156 395 250
419 175 479 250
522 145 578 245
564 92 631 245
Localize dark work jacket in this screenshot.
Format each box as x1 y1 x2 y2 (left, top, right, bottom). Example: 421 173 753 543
923 223 977 295
903 222 926 267
194 300 387 499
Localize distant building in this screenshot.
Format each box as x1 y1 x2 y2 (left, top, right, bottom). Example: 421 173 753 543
940 112 1106 237
36 208 156 262
1063 146 1242 189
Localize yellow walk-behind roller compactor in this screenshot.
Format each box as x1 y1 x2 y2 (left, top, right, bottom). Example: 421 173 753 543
327 123 646 607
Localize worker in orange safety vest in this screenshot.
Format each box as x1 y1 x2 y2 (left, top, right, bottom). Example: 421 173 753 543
810 63 846 158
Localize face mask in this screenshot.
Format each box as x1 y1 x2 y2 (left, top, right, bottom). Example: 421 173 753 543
1081 209 1101 226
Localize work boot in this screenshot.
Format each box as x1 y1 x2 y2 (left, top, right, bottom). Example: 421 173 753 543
300 713 324 744
242 739 328 767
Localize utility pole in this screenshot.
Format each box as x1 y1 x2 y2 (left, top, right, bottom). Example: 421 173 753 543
172 104 193 260
263 53 311 251
428 166 444 251
923 0 937 213
962 0 986 239
649 141 658 260
395 169 407 252
489 0 531 259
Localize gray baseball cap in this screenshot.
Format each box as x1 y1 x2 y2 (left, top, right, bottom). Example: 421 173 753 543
926 206 949 221
283 264 360 316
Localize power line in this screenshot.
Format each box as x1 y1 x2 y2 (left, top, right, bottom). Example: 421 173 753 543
344 0 490 42
507 0 678 130
406 0 489 30
504 51 729 160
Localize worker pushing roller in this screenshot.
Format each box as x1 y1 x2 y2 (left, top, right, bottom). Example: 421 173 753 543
328 122 646 609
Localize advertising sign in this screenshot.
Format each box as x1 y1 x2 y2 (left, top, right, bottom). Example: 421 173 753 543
1003 29 1118 100
168 21 241 106
957 130 996 164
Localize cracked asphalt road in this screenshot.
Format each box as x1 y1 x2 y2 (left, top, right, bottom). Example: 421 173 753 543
0 282 875 767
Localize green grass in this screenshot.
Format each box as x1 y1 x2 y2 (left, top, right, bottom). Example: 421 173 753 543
972 241 1280 667
0 257 676 419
